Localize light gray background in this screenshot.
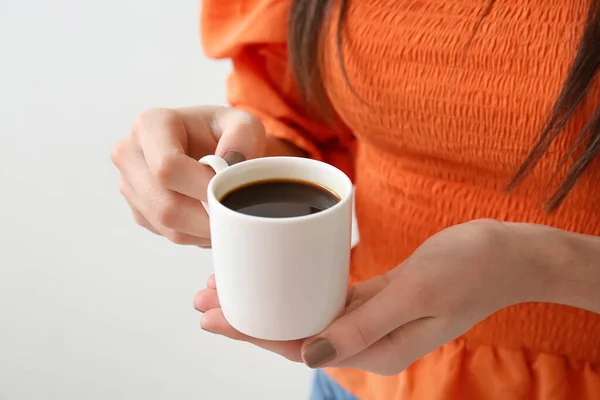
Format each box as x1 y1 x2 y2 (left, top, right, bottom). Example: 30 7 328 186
0 1 311 399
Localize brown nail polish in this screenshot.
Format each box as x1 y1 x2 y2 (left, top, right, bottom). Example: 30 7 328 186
302 337 337 368
223 151 246 166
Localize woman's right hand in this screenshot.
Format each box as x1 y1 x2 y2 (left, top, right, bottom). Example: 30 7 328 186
111 106 267 247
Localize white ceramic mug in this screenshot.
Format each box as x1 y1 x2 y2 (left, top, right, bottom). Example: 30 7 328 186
198 155 353 341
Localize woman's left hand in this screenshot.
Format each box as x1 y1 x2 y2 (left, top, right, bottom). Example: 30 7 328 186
193 219 546 375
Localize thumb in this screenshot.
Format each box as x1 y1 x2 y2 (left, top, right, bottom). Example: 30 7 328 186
212 108 266 164
301 281 415 369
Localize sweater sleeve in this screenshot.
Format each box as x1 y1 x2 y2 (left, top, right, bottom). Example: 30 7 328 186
200 0 355 178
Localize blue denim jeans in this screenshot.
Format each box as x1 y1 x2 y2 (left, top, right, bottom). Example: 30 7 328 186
310 370 358 400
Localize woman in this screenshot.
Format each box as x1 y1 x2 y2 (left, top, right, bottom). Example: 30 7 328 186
112 1 600 399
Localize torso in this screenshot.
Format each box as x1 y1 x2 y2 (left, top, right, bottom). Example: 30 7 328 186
319 1 600 397
324 0 600 279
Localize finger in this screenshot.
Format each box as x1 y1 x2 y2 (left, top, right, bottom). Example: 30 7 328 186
118 142 210 238
206 274 217 289
343 274 390 312
150 191 210 238
122 179 211 246
119 178 160 234
196 238 212 249
134 108 217 201
193 288 221 312
162 233 211 247
301 277 419 368
334 317 446 376
200 309 303 363
212 107 266 161
131 206 159 234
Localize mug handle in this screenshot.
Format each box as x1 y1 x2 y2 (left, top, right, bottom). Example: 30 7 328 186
198 155 229 174
198 155 230 214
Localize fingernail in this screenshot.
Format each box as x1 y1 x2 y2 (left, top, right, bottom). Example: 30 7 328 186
223 151 246 166
302 337 337 368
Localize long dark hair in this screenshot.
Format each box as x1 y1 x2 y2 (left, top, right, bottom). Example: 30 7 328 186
288 0 600 211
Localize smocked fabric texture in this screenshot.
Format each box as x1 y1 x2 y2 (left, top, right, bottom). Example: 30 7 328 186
201 1 600 398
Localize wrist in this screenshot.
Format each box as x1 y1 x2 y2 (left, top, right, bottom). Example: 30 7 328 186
549 229 600 313
507 222 600 313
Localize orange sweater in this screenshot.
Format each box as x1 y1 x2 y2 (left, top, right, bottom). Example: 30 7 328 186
201 1 600 398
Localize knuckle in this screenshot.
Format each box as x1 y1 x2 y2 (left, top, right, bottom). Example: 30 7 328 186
118 179 128 197
154 153 180 187
131 211 146 226
132 108 181 138
156 108 181 125
110 140 128 168
233 109 262 127
156 198 180 228
166 231 189 245
215 108 265 135
131 110 153 137
347 317 372 349
132 108 163 129
233 111 265 136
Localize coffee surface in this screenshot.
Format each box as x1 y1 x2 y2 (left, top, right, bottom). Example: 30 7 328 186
220 179 340 218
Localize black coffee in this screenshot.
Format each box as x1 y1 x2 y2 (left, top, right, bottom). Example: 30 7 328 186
220 179 340 218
